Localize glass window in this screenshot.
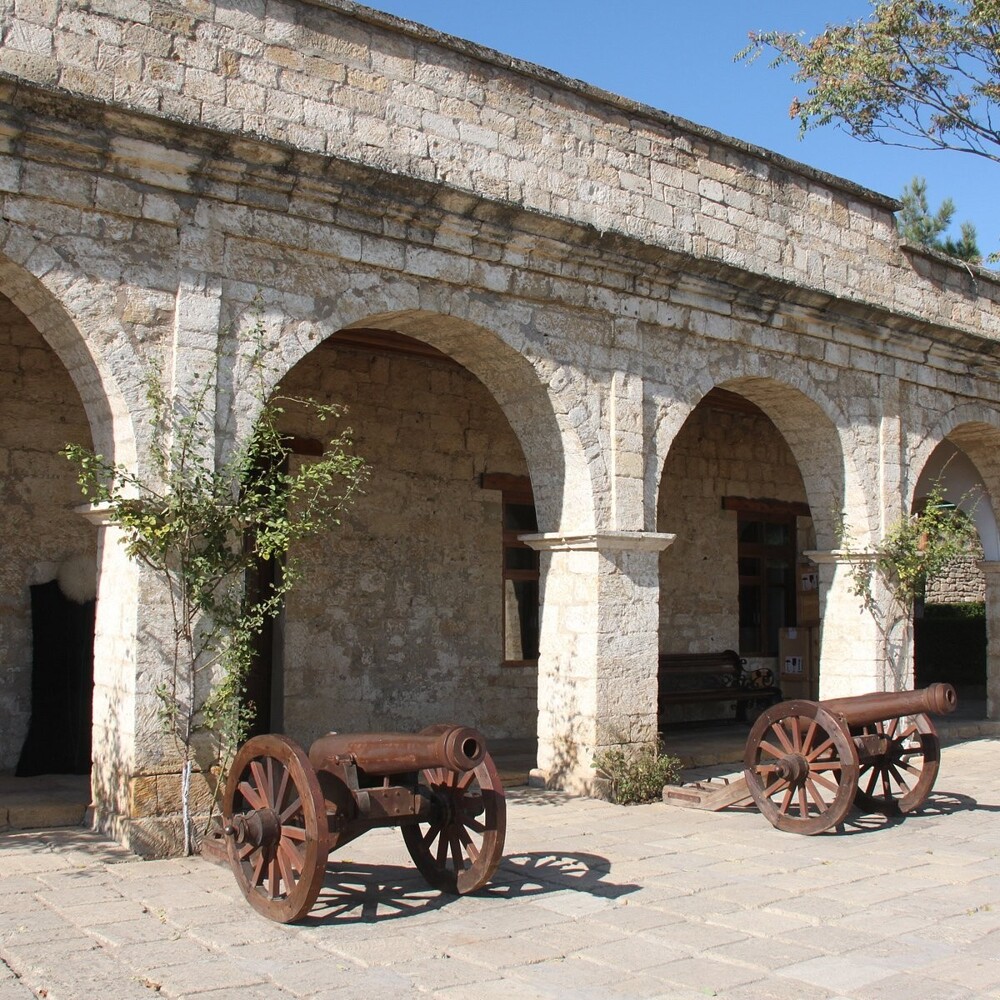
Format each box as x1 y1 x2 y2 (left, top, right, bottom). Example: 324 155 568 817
736 513 796 656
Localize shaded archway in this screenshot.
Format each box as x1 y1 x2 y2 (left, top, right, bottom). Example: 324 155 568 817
247 313 580 757
911 425 1000 720
0 291 97 774
655 375 858 725
0 244 140 839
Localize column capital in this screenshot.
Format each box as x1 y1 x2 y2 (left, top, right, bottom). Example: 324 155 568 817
75 502 114 526
803 548 876 565
521 530 675 553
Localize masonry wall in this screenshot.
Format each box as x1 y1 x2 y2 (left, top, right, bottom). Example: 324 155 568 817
275 340 535 747
0 294 96 771
657 399 811 656
925 553 986 605
4 1 1000 344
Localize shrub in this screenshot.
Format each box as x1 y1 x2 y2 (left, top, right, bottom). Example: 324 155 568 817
592 740 681 805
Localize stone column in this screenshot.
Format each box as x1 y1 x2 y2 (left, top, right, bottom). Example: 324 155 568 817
522 530 674 793
979 561 1000 720
78 507 139 843
806 550 912 698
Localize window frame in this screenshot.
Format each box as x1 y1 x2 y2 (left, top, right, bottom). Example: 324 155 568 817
483 473 539 668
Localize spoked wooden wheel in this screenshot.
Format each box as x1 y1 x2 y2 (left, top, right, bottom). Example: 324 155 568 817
401 752 506 894
853 713 940 816
223 734 330 923
744 701 859 835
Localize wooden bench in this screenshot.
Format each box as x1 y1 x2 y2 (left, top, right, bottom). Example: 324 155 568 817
658 649 782 725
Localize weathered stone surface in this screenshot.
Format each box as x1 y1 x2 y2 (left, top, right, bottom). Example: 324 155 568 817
1 0 999 849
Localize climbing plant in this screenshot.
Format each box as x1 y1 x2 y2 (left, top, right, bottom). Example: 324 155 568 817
838 480 979 688
64 318 367 854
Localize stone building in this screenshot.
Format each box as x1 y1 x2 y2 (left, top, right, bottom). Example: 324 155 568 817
2 0 999 852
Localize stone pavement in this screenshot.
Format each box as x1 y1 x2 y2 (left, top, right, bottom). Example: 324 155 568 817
1 738 999 1000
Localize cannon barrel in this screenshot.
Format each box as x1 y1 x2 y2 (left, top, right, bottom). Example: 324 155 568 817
819 682 957 729
309 723 487 777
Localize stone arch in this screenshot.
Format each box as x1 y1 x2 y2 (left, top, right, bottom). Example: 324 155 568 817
908 407 1000 560
908 413 1000 720
0 240 143 809
652 370 868 550
250 305 581 745
0 238 139 467
222 293 600 535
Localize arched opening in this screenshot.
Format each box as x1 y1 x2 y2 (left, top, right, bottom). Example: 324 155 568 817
656 378 852 733
250 324 543 761
0 292 97 784
913 438 999 720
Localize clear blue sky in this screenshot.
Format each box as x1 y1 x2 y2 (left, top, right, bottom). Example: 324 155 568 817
361 1 997 258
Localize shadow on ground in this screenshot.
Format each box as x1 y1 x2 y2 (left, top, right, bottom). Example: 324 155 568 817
305 850 637 926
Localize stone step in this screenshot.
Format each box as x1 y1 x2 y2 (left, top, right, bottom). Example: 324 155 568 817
0 774 90 831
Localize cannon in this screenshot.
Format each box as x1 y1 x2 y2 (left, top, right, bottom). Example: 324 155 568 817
664 683 957 835
221 723 506 922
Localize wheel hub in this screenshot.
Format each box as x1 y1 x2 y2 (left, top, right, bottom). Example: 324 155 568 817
224 808 282 851
774 753 811 788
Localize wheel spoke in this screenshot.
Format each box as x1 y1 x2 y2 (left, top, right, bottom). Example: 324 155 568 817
422 819 443 849
806 735 836 762
238 780 265 811
457 824 481 861
274 765 290 814
772 722 796 755
277 844 297 891
797 786 809 818
251 850 267 888
887 761 912 790
779 785 794 814
435 824 449 865
806 777 829 810
267 856 281 899
279 796 303 823
449 828 465 872
250 761 270 805
863 766 880 796
758 739 786 759
278 838 305 878
808 770 840 794
281 824 308 841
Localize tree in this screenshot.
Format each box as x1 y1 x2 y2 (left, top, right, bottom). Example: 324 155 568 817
897 175 982 259
738 2 1000 162
65 315 367 854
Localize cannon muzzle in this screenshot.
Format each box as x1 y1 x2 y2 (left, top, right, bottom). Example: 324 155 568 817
309 723 487 777
820 682 957 729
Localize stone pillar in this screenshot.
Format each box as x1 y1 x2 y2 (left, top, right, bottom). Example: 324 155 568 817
522 530 674 793
979 561 1000 720
806 550 913 698
79 508 138 843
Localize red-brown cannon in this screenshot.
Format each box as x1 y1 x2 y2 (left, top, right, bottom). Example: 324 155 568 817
222 724 506 922
665 683 957 835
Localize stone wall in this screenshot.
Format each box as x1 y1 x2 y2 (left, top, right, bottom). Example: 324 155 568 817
276 339 535 746
0 294 96 771
925 554 986 605
3 1 1000 344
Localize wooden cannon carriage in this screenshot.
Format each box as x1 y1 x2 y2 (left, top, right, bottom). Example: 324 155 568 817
664 683 957 835
222 723 506 922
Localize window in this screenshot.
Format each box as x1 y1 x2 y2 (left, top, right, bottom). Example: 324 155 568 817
482 474 539 665
721 497 806 656
736 514 797 655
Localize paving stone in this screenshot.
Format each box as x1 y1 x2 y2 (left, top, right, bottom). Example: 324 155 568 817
1 740 1000 999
